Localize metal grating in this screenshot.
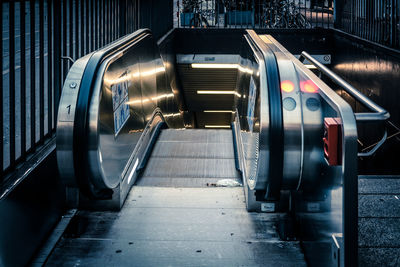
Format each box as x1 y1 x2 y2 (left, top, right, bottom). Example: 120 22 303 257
137 129 241 187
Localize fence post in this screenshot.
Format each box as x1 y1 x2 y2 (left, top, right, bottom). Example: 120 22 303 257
334 0 343 28
391 0 396 47
120 0 127 36
54 0 62 123
0 0 3 179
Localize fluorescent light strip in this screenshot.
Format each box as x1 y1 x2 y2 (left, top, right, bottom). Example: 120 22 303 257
304 64 317 69
204 125 231 128
191 63 238 69
127 159 139 185
191 63 254 75
203 110 234 113
197 90 235 95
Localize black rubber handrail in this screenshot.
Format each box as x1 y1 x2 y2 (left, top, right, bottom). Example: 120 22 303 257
73 29 151 199
246 30 283 201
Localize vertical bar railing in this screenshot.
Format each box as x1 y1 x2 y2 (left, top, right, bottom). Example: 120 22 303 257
53 0 61 127
30 0 36 153
335 0 399 49
176 0 334 29
1 0 145 179
9 1 16 168
39 0 45 142
80 0 84 57
0 0 3 182
75 0 79 58
62 0 67 81
69 0 73 67
21 1 27 161
48 0 53 136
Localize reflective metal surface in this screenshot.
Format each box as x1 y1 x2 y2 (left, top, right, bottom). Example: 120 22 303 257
260 34 358 267
261 35 325 192
56 28 361 266
57 29 184 200
56 54 92 187
234 32 270 192
157 29 192 128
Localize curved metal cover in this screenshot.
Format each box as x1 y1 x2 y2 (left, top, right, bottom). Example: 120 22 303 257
57 29 184 198
236 31 283 196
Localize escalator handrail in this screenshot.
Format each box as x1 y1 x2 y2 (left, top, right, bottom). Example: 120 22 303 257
300 51 389 122
263 35 358 266
245 30 284 200
73 29 152 198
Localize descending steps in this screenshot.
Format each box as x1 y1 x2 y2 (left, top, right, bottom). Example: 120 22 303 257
136 129 242 187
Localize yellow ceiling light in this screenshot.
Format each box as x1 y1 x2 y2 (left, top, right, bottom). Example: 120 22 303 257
191 63 254 75
203 110 234 113
197 90 235 94
197 90 240 96
304 64 317 69
191 63 238 69
204 125 231 128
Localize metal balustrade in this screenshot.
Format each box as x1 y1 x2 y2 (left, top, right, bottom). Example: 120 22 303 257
175 0 333 29
335 0 399 49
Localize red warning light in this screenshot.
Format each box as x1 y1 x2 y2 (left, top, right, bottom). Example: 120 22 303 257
300 80 319 93
281 80 295 93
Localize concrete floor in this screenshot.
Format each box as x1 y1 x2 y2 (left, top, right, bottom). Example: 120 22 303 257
45 187 306 267
358 176 400 267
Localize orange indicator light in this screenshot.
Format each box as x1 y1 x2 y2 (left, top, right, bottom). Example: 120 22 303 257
300 80 319 93
281 80 295 93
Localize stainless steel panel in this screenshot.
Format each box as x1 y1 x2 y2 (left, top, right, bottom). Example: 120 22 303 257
261 34 325 191
262 34 358 267
56 54 93 187
234 33 270 192
88 51 145 189
157 30 189 128
57 30 184 197
274 55 304 190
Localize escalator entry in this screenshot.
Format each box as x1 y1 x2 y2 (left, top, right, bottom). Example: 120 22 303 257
56 29 388 267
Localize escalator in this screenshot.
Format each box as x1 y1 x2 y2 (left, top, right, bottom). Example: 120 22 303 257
50 28 388 266
136 129 241 187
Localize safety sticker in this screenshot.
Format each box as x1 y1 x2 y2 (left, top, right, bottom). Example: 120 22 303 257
247 76 257 132
112 80 130 136
113 97 130 136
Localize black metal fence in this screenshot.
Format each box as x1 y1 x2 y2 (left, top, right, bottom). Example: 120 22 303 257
1 0 172 182
176 0 333 29
336 0 399 49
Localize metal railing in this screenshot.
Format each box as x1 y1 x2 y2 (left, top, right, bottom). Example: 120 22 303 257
300 51 390 157
336 0 399 49
175 0 333 29
1 0 173 182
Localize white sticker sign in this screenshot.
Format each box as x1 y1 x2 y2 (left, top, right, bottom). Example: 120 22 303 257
112 81 129 111
111 80 130 136
113 97 130 136
247 76 257 132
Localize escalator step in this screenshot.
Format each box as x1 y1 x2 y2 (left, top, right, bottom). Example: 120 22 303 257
136 129 241 187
